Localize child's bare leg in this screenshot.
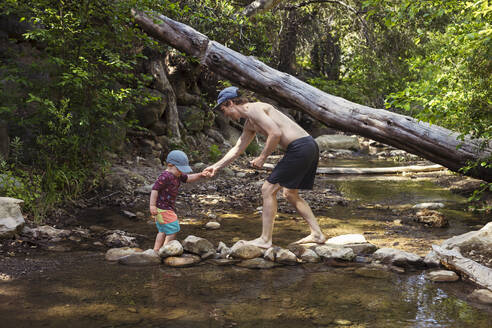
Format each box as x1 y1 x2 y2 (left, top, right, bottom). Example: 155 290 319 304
154 232 166 252
164 233 176 245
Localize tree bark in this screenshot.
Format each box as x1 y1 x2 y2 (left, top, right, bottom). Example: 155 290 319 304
149 58 181 140
131 10 492 182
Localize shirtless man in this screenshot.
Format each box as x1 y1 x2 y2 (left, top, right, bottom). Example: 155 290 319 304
204 86 326 248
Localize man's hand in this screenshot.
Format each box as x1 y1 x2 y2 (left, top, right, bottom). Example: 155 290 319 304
249 156 266 169
150 205 158 216
202 166 217 177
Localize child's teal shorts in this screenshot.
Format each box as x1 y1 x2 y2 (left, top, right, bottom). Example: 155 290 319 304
155 209 180 235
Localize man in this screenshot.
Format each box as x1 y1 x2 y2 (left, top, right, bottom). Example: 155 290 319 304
204 86 326 248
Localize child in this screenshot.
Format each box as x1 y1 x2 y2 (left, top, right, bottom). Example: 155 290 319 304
149 149 206 253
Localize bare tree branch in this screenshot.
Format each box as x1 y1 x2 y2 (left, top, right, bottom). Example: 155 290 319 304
242 0 284 17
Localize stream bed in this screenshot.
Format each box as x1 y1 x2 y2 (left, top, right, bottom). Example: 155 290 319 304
1 160 491 327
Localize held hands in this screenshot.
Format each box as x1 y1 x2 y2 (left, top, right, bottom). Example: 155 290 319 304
202 166 217 177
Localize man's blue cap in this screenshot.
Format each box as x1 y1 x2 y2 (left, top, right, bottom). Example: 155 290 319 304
166 150 193 173
214 86 239 110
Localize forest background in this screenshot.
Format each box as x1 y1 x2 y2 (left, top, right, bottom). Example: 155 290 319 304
0 0 490 220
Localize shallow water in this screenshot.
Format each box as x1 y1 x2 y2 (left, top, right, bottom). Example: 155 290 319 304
1 160 491 327
1 251 491 328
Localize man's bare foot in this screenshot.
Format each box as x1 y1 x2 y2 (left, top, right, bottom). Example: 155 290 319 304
243 237 272 249
291 233 327 245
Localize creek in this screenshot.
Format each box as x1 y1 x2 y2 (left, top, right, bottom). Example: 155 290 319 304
0 159 491 327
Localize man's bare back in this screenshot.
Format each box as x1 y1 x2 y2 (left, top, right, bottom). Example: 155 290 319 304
242 102 309 149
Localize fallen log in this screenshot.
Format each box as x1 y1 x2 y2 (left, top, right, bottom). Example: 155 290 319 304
263 163 445 174
131 10 492 182
432 245 492 291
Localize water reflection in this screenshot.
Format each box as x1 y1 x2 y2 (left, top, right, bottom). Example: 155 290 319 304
0 254 490 328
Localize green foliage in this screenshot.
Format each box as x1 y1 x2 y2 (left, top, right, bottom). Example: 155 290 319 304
245 138 261 156
0 0 182 213
208 144 222 162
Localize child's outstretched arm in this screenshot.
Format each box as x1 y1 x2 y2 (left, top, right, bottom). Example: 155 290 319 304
186 171 208 183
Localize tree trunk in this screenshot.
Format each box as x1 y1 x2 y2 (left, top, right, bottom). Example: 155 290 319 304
131 10 492 182
149 58 181 140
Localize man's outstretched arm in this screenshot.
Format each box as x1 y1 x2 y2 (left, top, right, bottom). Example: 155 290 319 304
204 127 256 176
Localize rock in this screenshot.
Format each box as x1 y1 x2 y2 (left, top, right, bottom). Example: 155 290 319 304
164 254 201 267
208 258 239 266
193 162 207 172
314 245 356 261
205 128 225 144
372 248 424 268
440 222 492 260
287 244 306 258
201 250 216 260
217 241 231 258
415 209 448 227
315 135 360 151
275 249 298 265
28 225 71 239
425 270 460 282
118 249 162 266
300 249 321 263
341 243 378 255
182 235 215 255
158 240 183 258
0 197 25 239
412 202 445 210
325 234 367 245
236 172 247 178
264 247 276 261
205 221 221 230
468 289 492 305
122 210 137 219
105 247 143 261
230 241 264 260
236 258 277 269
424 250 441 267
104 230 138 247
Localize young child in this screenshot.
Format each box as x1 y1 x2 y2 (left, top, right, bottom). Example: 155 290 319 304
149 149 206 253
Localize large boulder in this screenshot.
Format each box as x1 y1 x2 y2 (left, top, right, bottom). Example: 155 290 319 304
440 222 492 261
0 197 25 239
315 135 360 152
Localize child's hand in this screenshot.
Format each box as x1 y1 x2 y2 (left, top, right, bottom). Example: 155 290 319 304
200 171 210 178
150 205 158 216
